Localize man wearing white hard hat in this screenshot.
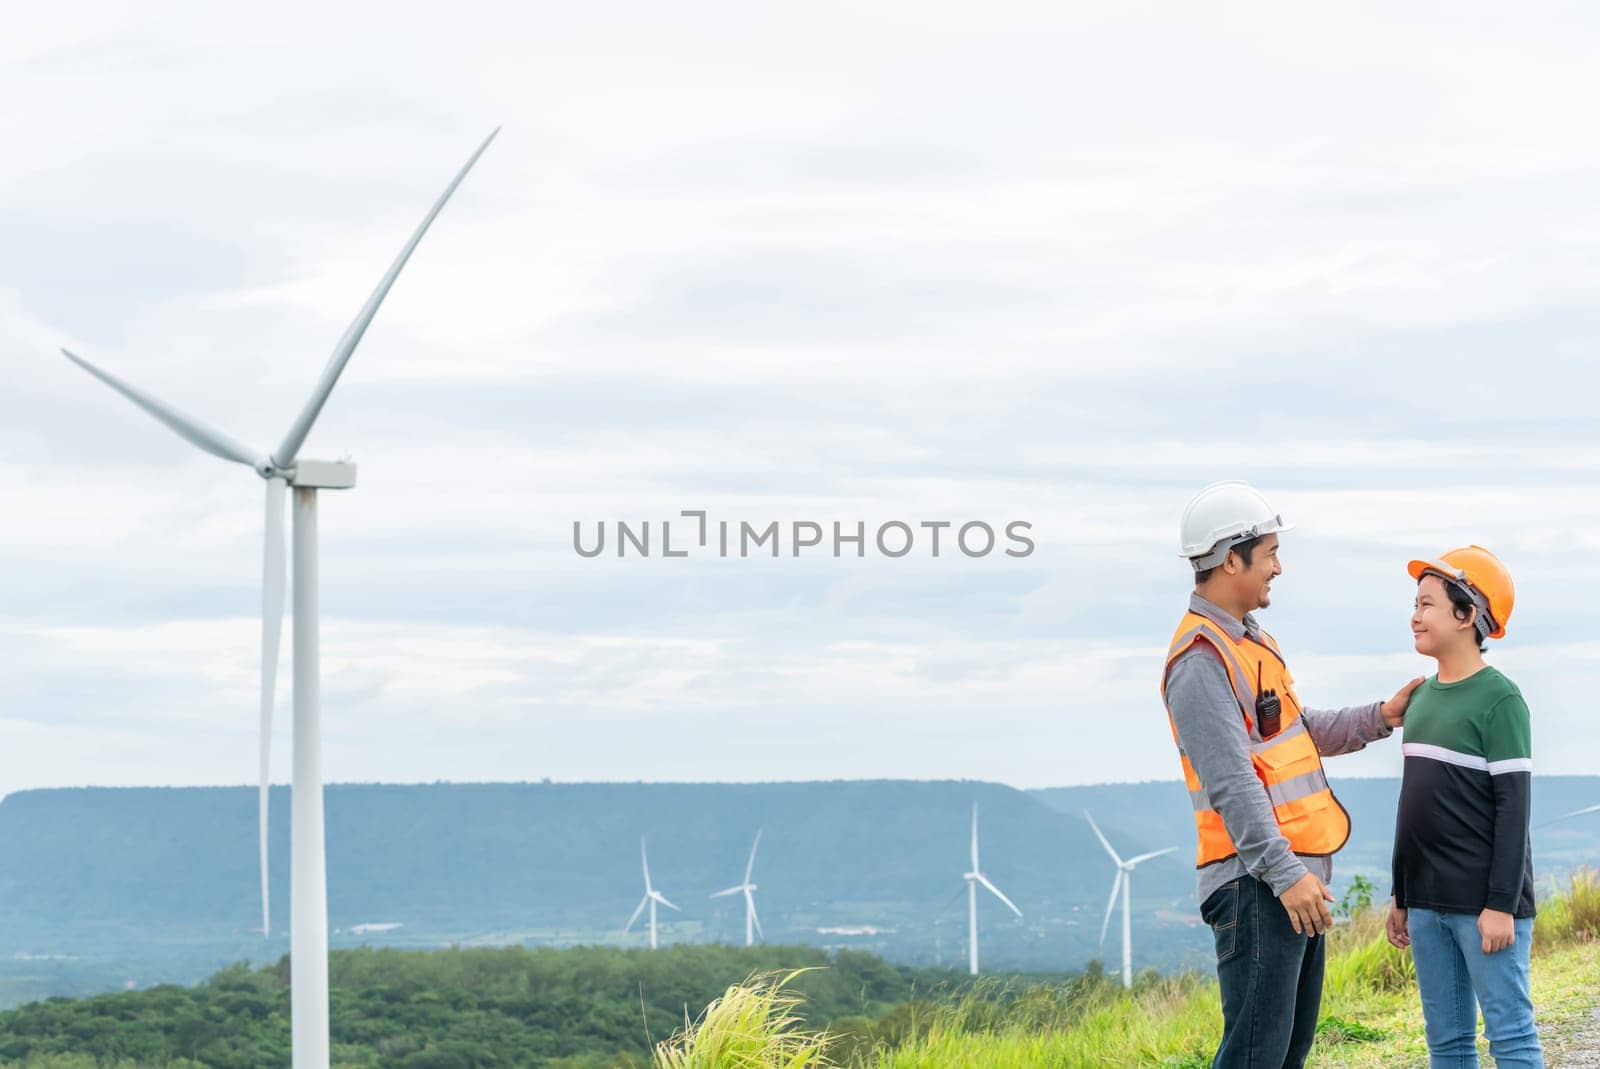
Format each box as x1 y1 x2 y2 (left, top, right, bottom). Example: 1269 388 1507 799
1159 481 1423 1069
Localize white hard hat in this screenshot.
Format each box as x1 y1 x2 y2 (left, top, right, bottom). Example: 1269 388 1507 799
1179 481 1294 571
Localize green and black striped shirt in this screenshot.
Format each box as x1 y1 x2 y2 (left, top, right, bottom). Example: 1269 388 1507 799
1391 666 1536 917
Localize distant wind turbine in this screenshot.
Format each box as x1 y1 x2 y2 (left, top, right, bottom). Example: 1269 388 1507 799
60 129 499 1069
624 839 680 949
1086 812 1177 989
962 804 1022 976
710 830 764 947
1539 802 1600 827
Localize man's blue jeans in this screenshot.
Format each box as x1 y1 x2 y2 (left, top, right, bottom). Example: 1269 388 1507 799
1200 876 1325 1069
1408 907 1543 1068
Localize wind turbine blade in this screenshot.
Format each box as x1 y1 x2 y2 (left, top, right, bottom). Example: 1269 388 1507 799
257 477 287 938
61 349 263 469
1084 812 1124 866
747 890 764 941
1100 872 1124 946
932 884 967 920
745 829 762 883
271 128 499 468
1539 802 1600 826
654 893 681 912
640 839 652 892
975 874 1023 918
710 886 744 898
624 896 648 933
970 805 979 871
1126 847 1180 867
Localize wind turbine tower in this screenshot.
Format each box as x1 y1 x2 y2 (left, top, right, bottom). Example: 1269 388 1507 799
624 839 680 949
61 129 498 1069
711 830 764 946
962 804 1022 976
1085 812 1177 989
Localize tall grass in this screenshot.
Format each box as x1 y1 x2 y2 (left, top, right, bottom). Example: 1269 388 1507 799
856 974 1219 1069
1533 867 1600 949
658 872 1600 1069
651 969 835 1069
1323 908 1415 996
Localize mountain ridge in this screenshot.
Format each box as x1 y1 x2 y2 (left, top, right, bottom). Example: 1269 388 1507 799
1 776 1595 1005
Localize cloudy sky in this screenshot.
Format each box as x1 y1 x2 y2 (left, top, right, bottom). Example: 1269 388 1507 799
3 3 1598 795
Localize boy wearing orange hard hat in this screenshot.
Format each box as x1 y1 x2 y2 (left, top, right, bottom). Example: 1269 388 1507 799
1387 546 1544 1068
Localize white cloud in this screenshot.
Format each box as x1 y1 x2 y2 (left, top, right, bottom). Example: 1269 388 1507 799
4 4 1600 791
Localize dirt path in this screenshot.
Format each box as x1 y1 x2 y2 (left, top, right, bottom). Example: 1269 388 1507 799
1545 1004 1600 1068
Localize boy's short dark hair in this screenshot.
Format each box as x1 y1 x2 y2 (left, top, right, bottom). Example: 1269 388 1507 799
1444 580 1489 652
1195 535 1263 585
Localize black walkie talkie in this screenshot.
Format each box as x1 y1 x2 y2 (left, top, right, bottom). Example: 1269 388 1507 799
1257 660 1282 739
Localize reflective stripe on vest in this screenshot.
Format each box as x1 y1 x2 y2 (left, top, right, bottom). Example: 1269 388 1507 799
1161 611 1351 868
1253 716 1308 753
1167 622 1260 740
1186 762 1328 812
1265 768 1336 810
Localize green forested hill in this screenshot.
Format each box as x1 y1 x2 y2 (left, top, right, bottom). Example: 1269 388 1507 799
0 944 966 1069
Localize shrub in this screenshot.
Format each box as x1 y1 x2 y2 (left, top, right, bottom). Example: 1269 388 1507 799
1316 1015 1385 1044
1534 868 1600 950
652 970 834 1069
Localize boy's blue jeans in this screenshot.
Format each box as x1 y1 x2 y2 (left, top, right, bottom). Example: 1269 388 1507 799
1408 907 1544 1068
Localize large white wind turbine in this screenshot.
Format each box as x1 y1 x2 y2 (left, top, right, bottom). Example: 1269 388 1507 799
61 129 498 1069
1085 812 1177 989
710 830 764 946
962 804 1022 976
624 839 681 949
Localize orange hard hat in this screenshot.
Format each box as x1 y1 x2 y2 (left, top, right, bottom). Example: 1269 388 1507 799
1407 545 1515 640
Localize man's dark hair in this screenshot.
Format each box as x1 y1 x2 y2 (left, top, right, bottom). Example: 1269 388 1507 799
1195 535 1263 586
1443 580 1489 653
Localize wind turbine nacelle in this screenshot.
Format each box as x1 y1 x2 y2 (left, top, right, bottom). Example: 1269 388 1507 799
291 460 358 490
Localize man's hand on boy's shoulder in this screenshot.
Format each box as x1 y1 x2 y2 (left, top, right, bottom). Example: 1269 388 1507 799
1381 676 1427 729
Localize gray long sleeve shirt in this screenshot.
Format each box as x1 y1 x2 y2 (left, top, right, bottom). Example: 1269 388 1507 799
1165 593 1394 911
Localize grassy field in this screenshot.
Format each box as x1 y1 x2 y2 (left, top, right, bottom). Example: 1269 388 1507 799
656 870 1600 1069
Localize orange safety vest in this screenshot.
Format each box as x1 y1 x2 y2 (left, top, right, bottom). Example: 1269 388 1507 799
1160 611 1351 868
